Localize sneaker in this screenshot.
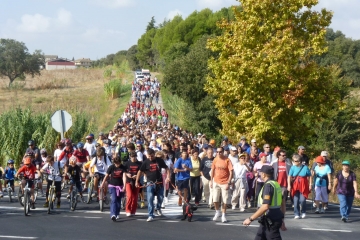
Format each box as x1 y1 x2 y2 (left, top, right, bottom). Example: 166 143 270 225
57 202 61 208
202 199 206 203
294 215 300 219
161 201 165 208
213 211 221 221
247 201 251 208
66 195 70 199
232 206 236 210
320 208 325 214
43 202 49 207
126 212 131 217
222 216 228 223
164 197 168 203
324 206 328 210
31 203 36 209
240 208 245 212
313 202 317 208
147 216 154 222
315 208 320 214
156 209 162 216
116 215 120 220
140 202 145 208
111 215 116 222
301 213 306 219
91 192 97 198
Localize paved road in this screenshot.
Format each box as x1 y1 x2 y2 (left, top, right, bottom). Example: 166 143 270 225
1 187 359 240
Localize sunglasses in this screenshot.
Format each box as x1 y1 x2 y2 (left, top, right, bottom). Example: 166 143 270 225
216 151 223 153
280 155 286 157
293 161 299 162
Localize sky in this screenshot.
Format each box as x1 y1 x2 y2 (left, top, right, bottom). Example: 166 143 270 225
0 0 359 60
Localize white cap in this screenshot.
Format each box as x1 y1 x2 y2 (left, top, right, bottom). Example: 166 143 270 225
197 133 202 136
321 151 328 157
251 139 256 143
230 146 237 151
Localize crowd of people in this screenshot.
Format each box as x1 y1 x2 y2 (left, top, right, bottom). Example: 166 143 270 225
0 75 359 232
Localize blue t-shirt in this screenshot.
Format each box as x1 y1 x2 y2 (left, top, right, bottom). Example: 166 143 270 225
4 167 17 179
289 165 311 177
314 165 331 187
174 158 192 181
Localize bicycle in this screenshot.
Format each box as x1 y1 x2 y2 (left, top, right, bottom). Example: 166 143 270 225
86 176 94 204
47 175 57 214
33 178 41 203
68 178 81 211
20 178 32 216
98 177 105 212
6 179 14 202
17 178 25 206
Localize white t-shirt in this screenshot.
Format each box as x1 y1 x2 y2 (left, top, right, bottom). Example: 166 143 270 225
228 155 239 167
54 149 63 161
136 151 144 162
42 162 64 182
84 141 96 157
90 156 110 175
233 163 248 180
162 159 173 174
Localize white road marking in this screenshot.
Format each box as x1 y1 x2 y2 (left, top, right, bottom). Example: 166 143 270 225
302 228 352 233
216 223 259 227
0 236 38 239
63 216 102 219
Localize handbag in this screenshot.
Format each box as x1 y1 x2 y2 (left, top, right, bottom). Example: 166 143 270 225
290 165 304 187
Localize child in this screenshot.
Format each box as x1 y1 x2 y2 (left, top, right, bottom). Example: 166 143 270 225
66 156 84 201
4 159 17 193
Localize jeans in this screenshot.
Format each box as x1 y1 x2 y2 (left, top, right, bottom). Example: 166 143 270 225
109 187 122 217
293 191 306 216
337 194 354 218
190 176 201 203
147 184 164 217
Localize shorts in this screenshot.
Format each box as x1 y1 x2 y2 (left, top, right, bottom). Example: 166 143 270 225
176 179 189 191
5 179 15 187
23 179 34 189
94 173 105 182
70 179 83 192
213 181 229 204
315 186 328 202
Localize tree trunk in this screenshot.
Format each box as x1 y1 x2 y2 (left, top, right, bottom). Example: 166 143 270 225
9 77 15 87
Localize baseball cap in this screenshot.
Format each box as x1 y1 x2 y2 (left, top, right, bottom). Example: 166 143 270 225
342 160 350 165
259 152 267 158
99 132 104 136
209 139 216 144
320 151 328 157
298 146 305 150
230 146 237 151
203 144 209 149
251 139 256 143
223 136 228 141
197 133 202 136
315 156 325 164
260 165 274 175
240 136 246 140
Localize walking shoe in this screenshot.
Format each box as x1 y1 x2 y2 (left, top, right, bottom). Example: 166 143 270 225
221 216 228 223
232 206 236 210
156 209 162 216
213 211 221 221
57 202 61 208
164 197 168 203
31 203 36 209
247 201 251 208
43 202 49 208
147 216 154 222
315 208 320 214
111 215 116 222
140 202 145 208
91 192 97 198
301 213 306 219
294 215 300 219
126 212 131 217
161 201 165 208
66 195 70 199
313 202 317 208
320 208 325 214
116 215 120 220
324 206 328 210
240 208 245 212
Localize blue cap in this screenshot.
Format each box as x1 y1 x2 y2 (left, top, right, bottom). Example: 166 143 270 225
203 144 209 149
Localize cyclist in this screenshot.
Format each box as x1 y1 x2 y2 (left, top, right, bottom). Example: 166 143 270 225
15 156 41 209
65 156 84 202
90 148 111 200
82 159 95 193
72 142 90 179
58 139 74 165
24 140 42 169
4 160 17 194
41 156 65 208
84 134 97 157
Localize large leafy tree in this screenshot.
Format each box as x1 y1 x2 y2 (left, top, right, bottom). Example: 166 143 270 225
0 39 44 87
206 0 337 146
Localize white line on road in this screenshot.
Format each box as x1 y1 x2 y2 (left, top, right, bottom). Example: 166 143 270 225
0 236 38 239
216 223 258 227
302 228 352 233
63 216 102 219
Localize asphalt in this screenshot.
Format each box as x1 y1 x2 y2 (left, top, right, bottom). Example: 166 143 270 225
0 186 359 240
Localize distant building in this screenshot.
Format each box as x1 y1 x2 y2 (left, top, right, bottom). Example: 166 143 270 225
46 58 76 70
44 55 58 62
75 58 92 68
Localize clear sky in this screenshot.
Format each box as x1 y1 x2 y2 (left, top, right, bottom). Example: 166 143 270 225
1 0 359 60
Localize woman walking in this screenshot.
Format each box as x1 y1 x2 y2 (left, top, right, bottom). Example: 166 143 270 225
190 148 202 206
333 160 360 222
231 153 250 211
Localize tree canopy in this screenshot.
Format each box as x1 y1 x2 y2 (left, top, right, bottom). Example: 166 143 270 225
206 0 338 146
0 39 44 86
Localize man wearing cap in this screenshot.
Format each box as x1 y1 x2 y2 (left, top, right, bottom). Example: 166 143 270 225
333 160 360 222
97 132 105 146
222 136 231 152
297 146 309 166
243 165 286 239
238 136 250 153
246 139 260 155
209 139 217 157
228 146 239 167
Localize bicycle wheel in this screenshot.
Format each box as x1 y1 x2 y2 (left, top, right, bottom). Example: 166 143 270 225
48 188 54 214
86 181 93 204
18 187 24 206
33 187 38 203
8 189 12 203
99 188 104 212
24 190 29 216
71 190 77 211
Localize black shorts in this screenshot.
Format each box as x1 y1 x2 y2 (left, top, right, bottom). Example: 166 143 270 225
94 173 105 182
176 179 189 191
5 179 15 187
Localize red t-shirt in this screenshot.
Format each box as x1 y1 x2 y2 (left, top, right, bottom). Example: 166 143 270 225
73 149 89 163
18 165 37 179
277 161 287 187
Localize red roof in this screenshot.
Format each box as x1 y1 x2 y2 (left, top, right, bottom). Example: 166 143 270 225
47 61 75 66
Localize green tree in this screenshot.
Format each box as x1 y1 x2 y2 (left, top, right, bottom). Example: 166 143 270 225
0 39 44 87
146 16 156 32
206 0 337 146
126 45 140 70
137 28 157 68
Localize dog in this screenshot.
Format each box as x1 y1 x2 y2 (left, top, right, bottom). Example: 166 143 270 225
181 201 197 222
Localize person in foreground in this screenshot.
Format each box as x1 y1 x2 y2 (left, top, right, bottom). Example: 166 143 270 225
243 165 287 240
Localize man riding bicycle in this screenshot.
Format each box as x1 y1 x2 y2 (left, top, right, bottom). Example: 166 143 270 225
72 142 90 178
15 156 41 209
65 156 84 201
90 148 111 200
